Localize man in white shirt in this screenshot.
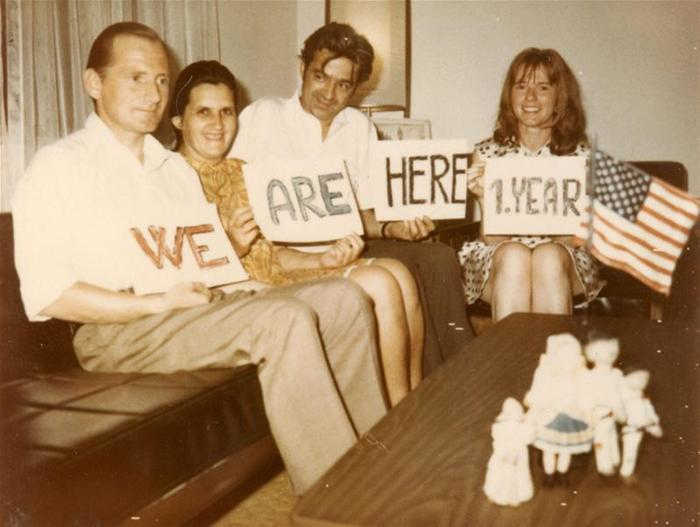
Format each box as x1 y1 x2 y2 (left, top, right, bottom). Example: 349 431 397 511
12 21 386 495
231 22 474 373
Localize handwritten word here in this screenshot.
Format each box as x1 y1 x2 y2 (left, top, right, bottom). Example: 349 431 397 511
370 139 470 221
128 209 248 294
483 157 588 235
243 156 364 242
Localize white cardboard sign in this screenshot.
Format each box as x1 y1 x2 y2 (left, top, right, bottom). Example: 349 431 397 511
483 156 588 235
242 156 364 242
370 139 471 221
129 203 248 294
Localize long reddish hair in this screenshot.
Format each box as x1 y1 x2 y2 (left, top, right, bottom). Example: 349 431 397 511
494 48 587 155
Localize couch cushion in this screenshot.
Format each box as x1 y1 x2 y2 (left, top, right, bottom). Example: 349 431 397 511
1 364 270 524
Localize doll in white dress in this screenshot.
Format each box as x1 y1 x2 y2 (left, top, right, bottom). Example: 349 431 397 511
484 397 536 506
525 333 592 475
619 370 662 477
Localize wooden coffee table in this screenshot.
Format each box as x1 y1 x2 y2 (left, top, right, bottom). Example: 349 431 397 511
293 313 699 526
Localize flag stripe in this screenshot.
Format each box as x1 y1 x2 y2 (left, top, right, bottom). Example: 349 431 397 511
649 183 699 222
592 216 675 271
645 192 696 229
591 234 672 286
652 178 700 214
589 245 670 295
636 210 687 246
594 202 682 257
593 210 676 261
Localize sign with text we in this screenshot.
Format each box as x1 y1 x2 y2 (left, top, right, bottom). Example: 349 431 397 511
242 156 364 242
370 139 471 221
484 157 588 235
129 204 248 294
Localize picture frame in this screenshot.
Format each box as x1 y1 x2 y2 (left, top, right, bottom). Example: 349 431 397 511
372 118 432 141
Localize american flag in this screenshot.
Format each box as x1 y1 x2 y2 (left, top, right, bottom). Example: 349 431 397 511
573 150 699 295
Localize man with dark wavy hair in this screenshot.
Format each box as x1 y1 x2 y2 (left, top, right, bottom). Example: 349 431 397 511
231 22 474 375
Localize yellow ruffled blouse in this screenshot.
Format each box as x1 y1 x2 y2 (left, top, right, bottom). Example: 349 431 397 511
186 156 341 286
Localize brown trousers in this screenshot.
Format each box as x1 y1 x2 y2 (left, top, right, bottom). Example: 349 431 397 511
73 278 388 494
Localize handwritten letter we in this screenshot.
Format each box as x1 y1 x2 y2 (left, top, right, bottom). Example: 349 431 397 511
129 203 248 294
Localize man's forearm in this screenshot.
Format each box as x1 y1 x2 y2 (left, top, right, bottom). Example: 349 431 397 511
40 282 168 325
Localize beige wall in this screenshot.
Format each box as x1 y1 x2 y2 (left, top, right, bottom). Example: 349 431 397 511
411 1 699 194
218 0 325 108
218 1 297 108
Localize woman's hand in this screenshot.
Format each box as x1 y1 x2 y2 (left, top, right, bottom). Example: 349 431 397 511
467 162 486 199
223 206 260 257
384 216 436 241
319 233 365 269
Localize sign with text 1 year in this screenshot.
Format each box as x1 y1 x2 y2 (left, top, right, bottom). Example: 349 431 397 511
484 156 588 235
243 156 364 242
370 139 470 221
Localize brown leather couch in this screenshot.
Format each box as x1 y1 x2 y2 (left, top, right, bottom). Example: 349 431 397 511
0 213 280 525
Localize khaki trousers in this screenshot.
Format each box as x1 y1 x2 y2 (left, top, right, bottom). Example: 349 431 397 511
73 278 388 494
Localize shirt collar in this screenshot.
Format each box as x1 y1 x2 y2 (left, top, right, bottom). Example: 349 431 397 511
85 112 174 171
287 90 350 139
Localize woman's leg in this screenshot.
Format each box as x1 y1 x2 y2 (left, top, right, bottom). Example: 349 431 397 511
349 265 411 406
482 242 531 321
372 258 425 390
531 243 581 315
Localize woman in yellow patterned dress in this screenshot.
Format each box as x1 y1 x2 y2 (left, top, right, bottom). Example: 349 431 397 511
170 60 423 406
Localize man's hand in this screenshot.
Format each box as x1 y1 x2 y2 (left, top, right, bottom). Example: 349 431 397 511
223 206 260 257
161 281 219 311
319 233 365 268
385 216 436 241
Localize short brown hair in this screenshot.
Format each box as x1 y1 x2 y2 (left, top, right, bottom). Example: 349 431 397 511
87 21 165 74
300 22 374 84
494 48 587 155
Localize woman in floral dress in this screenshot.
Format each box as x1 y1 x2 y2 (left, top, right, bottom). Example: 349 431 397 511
458 48 603 321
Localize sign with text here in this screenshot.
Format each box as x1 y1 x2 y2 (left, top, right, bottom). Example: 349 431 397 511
129 203 248 295
243 156 364 242
371 139 470 221
484 156 588 235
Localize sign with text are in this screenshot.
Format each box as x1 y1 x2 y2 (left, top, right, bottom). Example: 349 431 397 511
483 157 588 235
243 156 364 242
129 204 248 294
370 139 471 221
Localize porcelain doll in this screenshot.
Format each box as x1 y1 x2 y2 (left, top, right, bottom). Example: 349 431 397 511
525 333 592 475
619 370 662 477
483 397 536 506
591 405 620 475
581 332 626 423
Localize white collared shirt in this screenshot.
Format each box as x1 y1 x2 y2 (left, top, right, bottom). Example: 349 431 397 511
229 91 378 210
12 113 245 320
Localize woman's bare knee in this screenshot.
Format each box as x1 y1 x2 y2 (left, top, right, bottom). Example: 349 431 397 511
531 243 571 282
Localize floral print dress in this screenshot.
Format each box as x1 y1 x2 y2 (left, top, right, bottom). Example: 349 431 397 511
457 138 604 307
